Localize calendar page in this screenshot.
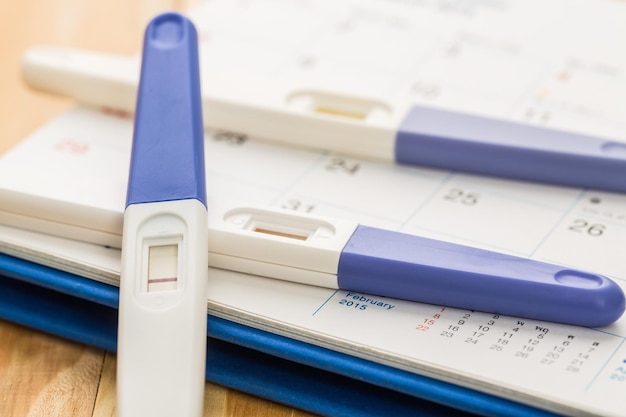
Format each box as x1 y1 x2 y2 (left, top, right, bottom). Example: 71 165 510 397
0 107 625 416
191 0 626 141
3 0 626 414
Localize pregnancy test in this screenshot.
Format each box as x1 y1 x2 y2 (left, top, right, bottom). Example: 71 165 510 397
207 201 625 328
117 13 207 417
21 46 626 192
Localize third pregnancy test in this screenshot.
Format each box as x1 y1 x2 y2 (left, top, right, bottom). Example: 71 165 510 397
0 180 623 327
117 13 207 417
21 46 626 192
206 201 625 328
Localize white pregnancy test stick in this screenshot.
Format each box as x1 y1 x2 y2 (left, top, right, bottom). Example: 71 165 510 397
21 46 626 192
0 180 623 327
117 13 207 417
206 201 625 328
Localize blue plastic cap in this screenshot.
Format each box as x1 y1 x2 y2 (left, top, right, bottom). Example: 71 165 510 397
395 105 626 193
338 226 625 327
126 13 206 207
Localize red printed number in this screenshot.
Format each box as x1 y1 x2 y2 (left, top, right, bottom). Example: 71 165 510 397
53 139 90 155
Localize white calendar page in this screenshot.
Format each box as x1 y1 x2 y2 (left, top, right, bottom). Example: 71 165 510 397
0 107 625 416
192 0 626 142
2 0 626 415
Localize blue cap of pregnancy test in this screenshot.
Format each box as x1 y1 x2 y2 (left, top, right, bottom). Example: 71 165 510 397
126 13 206 208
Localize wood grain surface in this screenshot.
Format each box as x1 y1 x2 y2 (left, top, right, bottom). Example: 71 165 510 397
0 1 317 415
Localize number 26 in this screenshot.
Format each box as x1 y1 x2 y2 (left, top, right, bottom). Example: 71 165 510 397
568 219 605 237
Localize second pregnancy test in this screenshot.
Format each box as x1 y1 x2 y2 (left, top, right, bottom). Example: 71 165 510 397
21 46 626 192
117 13 207 417
206 202 625 328
0 180 623 327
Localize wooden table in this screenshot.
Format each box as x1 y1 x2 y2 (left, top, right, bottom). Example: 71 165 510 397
0 1 316 415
